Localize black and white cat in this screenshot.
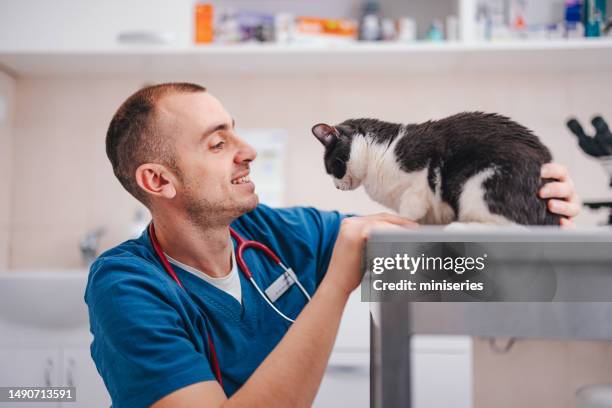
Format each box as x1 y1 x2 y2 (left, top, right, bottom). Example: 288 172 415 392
312 112 560 225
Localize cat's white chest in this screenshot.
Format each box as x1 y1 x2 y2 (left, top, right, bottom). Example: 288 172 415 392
357 139 431 212
363 166 427 210
363 165 454 223
347 134 455 223
353 138 453 223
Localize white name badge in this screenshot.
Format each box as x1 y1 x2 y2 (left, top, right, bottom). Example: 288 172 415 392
265 269 296 303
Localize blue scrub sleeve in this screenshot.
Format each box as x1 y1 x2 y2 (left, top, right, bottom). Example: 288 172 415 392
301 207 348 283
86 259 216 408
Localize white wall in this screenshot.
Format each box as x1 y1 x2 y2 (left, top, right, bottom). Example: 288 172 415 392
0 71 15 270
7 71 612 269
3 70 612 407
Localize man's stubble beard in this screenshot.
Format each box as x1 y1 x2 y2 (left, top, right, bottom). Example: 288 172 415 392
181 180 258 229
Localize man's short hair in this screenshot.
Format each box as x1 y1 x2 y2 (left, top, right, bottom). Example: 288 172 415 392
106 82 206 206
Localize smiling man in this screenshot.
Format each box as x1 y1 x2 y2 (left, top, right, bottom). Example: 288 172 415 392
85 83 580 408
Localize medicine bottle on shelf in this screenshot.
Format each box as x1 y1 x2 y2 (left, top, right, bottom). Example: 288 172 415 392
195 3 214 44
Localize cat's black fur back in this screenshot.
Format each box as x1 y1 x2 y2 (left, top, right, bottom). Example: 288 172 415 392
338 112 560 225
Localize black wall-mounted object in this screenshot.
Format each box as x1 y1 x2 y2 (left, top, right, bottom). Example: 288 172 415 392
566 115 612 158
567 115 612 225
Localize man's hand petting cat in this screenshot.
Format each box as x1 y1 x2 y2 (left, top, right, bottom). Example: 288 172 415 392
539 163 581 227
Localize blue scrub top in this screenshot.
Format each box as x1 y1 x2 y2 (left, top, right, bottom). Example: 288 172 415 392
85 204 346 408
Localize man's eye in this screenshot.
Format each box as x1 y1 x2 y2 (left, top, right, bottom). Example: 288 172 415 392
212 141 225 149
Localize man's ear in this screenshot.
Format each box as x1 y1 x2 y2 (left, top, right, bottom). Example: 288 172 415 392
312 123 337 147
135 163 177 200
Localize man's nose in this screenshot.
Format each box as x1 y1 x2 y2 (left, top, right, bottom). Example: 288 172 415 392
234 139 257 164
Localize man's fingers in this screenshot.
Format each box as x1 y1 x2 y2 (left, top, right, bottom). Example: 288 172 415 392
539 182 573 199
541 163 569 181
560 217 575 228
548 199 581 218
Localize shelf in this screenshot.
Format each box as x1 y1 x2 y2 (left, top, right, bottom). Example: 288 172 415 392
0 39 611 77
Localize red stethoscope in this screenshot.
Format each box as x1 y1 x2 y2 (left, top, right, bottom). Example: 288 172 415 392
148 222 311 385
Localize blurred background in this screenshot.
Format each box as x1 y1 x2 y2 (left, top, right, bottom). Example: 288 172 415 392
0 0 611 407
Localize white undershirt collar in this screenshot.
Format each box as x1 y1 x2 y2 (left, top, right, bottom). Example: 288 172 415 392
164 240 242 304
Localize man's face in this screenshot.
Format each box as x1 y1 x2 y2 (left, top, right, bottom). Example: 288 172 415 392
157 91 258 226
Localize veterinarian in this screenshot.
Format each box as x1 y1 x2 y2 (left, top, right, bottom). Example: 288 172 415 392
85 83 580 408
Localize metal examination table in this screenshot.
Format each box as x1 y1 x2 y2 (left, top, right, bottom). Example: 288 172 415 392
366 228 612 408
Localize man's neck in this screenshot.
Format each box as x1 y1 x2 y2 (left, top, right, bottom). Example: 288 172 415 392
151 211 233 279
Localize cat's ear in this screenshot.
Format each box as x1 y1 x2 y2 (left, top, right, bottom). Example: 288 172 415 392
312 123 337 147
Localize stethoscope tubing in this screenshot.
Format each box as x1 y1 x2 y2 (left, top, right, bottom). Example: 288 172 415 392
228 227 311 313
148 222 223 385
149 221 311 323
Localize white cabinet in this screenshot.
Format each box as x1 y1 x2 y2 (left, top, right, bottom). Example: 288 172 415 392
0 348 61 408
0 0 193 51
314 291 370 407
411 336 473 408
61 348 110 408
0 348 60 387
0 273 109 407
0 347 110 408
334 290 370 351
314 352 370 408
